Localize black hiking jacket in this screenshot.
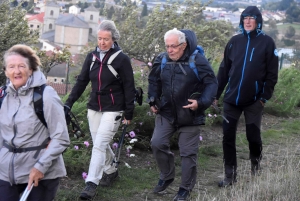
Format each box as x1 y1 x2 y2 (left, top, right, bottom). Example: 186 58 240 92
216 6 278 106
66 43 135 120
148 30 218 126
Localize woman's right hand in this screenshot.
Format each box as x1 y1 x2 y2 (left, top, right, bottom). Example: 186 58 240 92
27 168 44 189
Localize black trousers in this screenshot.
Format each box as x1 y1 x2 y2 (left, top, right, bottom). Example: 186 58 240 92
222 101 263 172
0 178 60 201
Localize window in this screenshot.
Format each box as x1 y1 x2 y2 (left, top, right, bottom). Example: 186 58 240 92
30 24 33 28
90 15 93 20
61 79 64 83
37 25 40 28
49 24 53 30
50 10 54 16
89 28 92 34
54 78 57 82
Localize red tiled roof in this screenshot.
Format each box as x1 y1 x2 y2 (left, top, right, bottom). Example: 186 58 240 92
47 82 73 95
28 12 45 23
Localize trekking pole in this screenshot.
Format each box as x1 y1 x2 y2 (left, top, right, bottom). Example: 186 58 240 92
20 183 34 201
114 123 127 168
211 104 229 123
69 111 85 138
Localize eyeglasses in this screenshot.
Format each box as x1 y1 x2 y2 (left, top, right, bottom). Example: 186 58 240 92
165 43 183 49
243 16 256 21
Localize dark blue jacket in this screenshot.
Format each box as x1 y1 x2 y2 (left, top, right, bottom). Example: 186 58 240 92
216 6 278 106
148 30 218 126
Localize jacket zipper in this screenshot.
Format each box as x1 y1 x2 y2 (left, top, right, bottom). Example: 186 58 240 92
96 51 111 111
110 89 114 105
236 34 250 105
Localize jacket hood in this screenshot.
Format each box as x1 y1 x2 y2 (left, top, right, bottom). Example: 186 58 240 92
239 6 263 34
7 69 47 94
180 29 198 57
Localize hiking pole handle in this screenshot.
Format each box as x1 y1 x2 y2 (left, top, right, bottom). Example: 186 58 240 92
20 183 34 201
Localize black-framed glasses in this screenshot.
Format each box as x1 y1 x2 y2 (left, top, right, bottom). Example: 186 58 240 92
165 43 183 49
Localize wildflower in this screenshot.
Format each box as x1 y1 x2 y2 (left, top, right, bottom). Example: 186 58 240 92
208 113 212 117
125 162 131 168
129 138 138 144
112 142 118 149
126 145 133 150
214 114 217 117
148 62 152 67
74 145 79 150
84 141 89 147
199 136 203 141
125 134 129 137
129 154 135 157
139 122 143 126
129 131 136 138
82 172 88 180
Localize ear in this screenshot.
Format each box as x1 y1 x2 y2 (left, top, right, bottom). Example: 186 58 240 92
182 42 187 50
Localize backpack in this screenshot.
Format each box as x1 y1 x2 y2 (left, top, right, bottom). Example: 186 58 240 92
160 45 206 81
89 50 144 105
0 84 47 128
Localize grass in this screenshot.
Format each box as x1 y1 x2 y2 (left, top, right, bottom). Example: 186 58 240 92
276 23 300 34
55 115 300 201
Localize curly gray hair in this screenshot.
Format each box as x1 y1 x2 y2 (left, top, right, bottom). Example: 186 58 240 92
97 20 120 41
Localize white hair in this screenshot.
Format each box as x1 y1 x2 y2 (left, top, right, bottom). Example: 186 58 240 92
164 28 186 44
97 20 120 41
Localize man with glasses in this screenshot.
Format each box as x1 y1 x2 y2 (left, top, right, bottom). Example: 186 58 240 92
215 6 278 187
148 28 217 200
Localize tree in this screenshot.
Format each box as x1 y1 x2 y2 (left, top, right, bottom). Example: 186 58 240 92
0 0 38 85
141 3 148 17
286 3 300 23
107 6 115 19
285 25 296 38
112 0 232 64
265 19 278 41
35 46 72 78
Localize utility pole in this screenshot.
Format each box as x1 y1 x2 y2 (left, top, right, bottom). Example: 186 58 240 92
65 60 69 95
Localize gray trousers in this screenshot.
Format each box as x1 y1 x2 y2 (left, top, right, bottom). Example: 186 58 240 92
151 114 201 191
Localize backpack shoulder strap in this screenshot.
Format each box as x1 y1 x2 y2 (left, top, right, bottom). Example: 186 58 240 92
33 84 47 128
90 54 97 71
189 49 201 81
160 54 168 71
0 86 7 109
107 50 122 79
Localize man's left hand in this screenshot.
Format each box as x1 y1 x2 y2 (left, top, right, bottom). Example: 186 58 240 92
183 99 198 111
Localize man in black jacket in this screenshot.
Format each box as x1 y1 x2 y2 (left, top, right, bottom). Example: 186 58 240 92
215 6 279 187
148 28 217 200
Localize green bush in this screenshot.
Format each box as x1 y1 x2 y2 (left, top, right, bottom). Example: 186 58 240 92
265 67 300 116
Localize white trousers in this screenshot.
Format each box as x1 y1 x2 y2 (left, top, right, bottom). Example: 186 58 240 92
85 109 123 185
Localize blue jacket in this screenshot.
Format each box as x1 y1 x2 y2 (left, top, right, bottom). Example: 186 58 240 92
216 6 278 106
148 29 218 126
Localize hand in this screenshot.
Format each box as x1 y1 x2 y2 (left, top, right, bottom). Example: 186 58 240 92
260 100 265 107
28 168 44 189
182 99 198 111
213 99 218 106
64 105 71 125
123 118 131 125
150 106 158 114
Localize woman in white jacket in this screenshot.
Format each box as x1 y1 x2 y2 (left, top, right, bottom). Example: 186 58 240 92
0 44 70 201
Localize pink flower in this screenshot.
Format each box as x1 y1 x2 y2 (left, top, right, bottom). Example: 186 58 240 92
112 142 118 149
208 114 212 117
74 145 79 150
84 141 89 147
199 136 203 141
214 114 217 117
82 172 88 180
148 62 152 67
129 131 136 138
139 122 143 126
